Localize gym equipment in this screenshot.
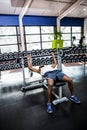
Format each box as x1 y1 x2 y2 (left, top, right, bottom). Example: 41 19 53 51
13 52 19 59
0 53 3 62
0 46 87 71
42 78 68 105
3 53 9 61
8 52 14 60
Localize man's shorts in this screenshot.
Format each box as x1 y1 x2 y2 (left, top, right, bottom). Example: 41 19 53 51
44 70 65 80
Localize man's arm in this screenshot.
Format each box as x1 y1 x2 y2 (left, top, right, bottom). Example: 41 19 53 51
51 52 57 68
27 55 40 74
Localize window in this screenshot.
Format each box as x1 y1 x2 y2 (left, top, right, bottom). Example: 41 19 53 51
25 26 40 34
72 27 81 46
61 26 71 47
41 26 54 49
25 26 54 50
25 26 41 51
0 27 18 53
61 26 82 47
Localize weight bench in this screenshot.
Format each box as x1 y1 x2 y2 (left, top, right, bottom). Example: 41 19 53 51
42 78 68 105
21 76 68 105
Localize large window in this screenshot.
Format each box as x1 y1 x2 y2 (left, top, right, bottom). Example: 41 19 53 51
41 26 54 49
61 26 82 47
25 26 54 50
72 27 81 46
0 26 82 53
25 26 41 51
0 27 18 53
61 26 71 47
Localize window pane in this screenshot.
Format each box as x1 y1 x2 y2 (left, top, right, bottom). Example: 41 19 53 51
72 27 81 33
27 43 40 51
26 35 40 43
61 27 71 33
72 34 81 40
41 26 54 33
42 42 52 49
62 34 71 40
0 36 17 45
0 27 16 35
25 26 40 34
63 41 71 47
73 40 80 46
42 34 54 42
0 45 18 53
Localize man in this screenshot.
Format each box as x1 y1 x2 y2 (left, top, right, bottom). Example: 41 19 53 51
79 36 85 46
27 52 81 114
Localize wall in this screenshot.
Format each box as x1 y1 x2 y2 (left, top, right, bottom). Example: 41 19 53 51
0 14 84 26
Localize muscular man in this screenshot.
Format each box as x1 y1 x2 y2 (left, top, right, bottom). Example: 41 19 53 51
27 52 81 113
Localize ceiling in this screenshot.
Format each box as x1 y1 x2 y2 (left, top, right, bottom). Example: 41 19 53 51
0 0 87 18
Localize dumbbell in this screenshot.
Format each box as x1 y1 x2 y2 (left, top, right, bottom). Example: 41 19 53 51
31 50 36 56
0 63 5 71
8 52 14 60
15 63 21 69
9 62 15 69
13 52 19 59
61 57 67 63
45 49 50 55
40 49 46 55
0 53 3 62
36 58 41 66
4 62 10 70
45 57 51 65
35 49 41 56
40 57 47 65
3 53 9 61
69 48 75 54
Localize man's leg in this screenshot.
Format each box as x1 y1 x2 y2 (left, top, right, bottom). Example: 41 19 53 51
62 75 81 103
62 75 74 95
47 78 54 113
47 78 54 103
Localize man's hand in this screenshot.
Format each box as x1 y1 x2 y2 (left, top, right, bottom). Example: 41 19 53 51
51 52 55 57
51 52 57 68
27 55 31 60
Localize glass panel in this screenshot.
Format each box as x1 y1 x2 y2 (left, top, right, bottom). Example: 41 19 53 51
0 45 18 53
72 27 81 33
42 34 54 41
0 27 16 35
0 36 17 45
41 26 54 33
27 43 40 51
42 42 52 49
61 26 71 33
62 34 71 40
72 33 81 40
17 27 20 35
73 40 80 46
26 35 40 43
25 26 40 34
63 41 71 47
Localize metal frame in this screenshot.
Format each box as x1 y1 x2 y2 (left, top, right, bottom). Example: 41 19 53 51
42 78 68 105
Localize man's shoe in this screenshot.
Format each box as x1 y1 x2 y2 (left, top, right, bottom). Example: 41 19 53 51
70 96 81 103
47 103 53 113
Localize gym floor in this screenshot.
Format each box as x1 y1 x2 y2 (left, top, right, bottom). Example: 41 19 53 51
0 63 87 130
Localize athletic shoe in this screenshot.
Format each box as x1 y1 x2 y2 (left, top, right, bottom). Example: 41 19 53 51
70 96 81 103
47 103 53 113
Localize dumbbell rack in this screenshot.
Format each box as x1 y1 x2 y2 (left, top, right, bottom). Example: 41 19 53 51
0 46 87 84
